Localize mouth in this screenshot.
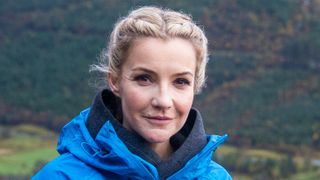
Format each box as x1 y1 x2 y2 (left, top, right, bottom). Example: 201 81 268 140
147 115 172 120
143 115 173 125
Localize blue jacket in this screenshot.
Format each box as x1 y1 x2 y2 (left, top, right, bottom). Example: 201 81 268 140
33 108 231 179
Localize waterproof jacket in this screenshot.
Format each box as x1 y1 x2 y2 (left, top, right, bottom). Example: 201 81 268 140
33 89 231 179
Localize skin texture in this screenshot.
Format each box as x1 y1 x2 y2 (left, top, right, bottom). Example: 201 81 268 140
108 37 197 159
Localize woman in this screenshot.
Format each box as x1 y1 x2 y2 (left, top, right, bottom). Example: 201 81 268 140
33 6 231 179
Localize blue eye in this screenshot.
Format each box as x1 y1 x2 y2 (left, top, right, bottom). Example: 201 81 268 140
133 74 152 86
175 78 190 86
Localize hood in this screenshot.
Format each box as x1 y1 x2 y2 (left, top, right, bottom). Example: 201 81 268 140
56 89 228 179
57 108 159 179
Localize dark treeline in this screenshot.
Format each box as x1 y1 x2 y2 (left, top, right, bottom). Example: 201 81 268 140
0 0 319 151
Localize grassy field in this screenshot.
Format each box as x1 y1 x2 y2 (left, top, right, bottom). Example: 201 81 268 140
289 170 320 180
0 125 58 178
216 145 320 179
0 147 57 175
0 124 319 179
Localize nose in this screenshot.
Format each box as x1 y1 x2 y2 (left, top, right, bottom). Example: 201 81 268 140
151 86 173 109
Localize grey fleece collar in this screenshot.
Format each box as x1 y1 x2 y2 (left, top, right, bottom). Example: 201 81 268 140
86 89 208 179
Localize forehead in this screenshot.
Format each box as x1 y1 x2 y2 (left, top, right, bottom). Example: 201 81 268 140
123 37 197 73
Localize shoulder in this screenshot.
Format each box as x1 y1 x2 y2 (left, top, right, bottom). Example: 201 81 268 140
169 157 232 179
32 153 103 180
205 160 232 179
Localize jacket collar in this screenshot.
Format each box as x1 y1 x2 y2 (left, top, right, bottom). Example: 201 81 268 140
86 89 209 179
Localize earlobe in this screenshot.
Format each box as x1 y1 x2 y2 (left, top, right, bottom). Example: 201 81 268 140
108 73 120 96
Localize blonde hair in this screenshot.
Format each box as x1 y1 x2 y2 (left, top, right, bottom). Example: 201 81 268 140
91 6 208 93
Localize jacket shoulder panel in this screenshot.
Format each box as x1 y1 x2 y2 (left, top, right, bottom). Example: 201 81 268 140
205 160 232 179
168 134 231 179
168 160 232 179
32 153 104 180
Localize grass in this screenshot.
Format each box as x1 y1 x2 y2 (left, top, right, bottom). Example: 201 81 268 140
0 147 58 176
231 169 320 180
1 124 319 178
1 136 55 150
289 169 320 180
230 173 252 180
216 144 320 179
13 124 56 136
244 148 284 160
216 144 238 154
217 145 284 160
0 124 58 177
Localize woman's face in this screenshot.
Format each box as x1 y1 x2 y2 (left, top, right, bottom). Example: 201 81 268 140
109 37 196 144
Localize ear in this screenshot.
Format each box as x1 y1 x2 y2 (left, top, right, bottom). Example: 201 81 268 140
107 73 120 96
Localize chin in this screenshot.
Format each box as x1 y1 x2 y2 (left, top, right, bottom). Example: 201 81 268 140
143 130 173 144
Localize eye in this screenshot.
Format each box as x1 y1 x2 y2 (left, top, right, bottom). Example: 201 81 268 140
133 74 153 86
174 78 191 88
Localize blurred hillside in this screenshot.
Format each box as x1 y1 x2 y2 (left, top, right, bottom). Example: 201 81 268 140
0 0 319 152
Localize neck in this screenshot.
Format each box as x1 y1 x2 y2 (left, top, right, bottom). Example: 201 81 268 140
149 141 173 160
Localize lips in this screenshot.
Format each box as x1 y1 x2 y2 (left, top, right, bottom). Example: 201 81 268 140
143 115 173 125
146 116 172 120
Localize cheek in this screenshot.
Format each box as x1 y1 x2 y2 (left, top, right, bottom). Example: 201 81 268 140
120 86 149 113
174 91 194 116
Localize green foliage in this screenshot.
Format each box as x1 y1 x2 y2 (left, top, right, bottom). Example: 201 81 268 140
0 30 101 114
0 147 57 176
206 51 261 88
0 0 319 167
0 125 58 177
203 67 320 147
281 32 320 69
237 0 298 22
1 1 320 178
215 145 319 179
290 169 320 180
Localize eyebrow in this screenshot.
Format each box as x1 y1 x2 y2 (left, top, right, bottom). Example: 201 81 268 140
131 67 155 75
131 67 194 77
